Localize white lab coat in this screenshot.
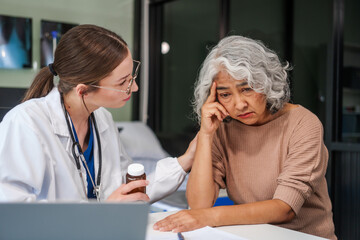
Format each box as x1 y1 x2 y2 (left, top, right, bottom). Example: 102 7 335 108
0 88 186 202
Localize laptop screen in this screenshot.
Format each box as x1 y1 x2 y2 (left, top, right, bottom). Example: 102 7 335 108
0 202 149 240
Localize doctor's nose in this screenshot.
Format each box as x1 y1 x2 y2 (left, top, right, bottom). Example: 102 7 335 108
131 80 139 93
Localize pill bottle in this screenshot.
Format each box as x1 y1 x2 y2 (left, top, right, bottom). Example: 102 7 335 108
126 163 146 194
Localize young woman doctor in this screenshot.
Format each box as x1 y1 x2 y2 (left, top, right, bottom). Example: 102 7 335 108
0 25 195 202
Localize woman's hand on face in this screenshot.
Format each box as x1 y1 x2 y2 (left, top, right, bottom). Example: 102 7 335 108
153 209 213 233
200 82 229 136
106 180 150 202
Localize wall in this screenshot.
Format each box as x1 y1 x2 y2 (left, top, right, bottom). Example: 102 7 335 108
292 0 332 123
230 0 286 59
0 0 134 121
161 0 219 135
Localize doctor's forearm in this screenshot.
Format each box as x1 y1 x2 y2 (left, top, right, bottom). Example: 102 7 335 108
186 132 216 209
177 133 198 173
177 154 192 173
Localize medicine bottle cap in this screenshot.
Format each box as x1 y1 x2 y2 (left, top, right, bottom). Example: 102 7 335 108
127 163 145 176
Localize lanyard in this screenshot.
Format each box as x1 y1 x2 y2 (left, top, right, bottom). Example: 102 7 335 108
60 94 102 201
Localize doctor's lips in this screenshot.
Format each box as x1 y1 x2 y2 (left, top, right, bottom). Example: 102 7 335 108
123 95 131 101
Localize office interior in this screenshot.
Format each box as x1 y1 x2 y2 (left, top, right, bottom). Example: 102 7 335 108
0 0 359 239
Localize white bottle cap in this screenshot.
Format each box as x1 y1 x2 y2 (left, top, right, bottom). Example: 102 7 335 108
127 163 145 176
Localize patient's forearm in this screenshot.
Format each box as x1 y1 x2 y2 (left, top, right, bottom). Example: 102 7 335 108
212 199 295 227
186 132 216 208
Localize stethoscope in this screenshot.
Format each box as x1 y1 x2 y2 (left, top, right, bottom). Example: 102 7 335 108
60 93 102 201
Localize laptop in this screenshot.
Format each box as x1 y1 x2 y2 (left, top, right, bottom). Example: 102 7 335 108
0 202 149 240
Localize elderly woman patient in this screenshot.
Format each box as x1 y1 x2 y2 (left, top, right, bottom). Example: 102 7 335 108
154 35 337 240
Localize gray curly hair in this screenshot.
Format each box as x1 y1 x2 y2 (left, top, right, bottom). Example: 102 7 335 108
193 35 291 123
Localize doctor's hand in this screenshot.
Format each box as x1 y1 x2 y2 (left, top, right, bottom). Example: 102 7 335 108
106 180 150 202
177 133 198 172
153 208 215 233
200 82 229 136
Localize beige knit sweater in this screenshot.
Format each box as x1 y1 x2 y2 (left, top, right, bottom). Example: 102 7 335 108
212 105 336 240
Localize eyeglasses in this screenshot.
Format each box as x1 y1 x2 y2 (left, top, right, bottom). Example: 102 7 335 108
90 60 141 95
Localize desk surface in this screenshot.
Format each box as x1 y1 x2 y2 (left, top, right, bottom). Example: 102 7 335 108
147 211 328 240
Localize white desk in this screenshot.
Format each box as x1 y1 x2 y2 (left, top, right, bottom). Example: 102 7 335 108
147 211 328 240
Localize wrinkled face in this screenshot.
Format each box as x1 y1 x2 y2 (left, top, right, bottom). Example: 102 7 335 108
214 70 271 126
87 51 139 109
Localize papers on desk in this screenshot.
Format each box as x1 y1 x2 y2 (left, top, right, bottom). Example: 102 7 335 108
146 226 248 240
147 211 248 240
148 211 328 240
